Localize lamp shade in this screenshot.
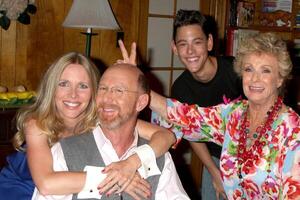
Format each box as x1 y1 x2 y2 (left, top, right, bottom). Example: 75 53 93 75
63 0 120 30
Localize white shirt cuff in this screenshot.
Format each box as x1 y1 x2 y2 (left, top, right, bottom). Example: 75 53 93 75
77 166 106 199
135 144 161 178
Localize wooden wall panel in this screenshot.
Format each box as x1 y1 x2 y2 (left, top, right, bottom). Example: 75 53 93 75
99 0 142 67
26 0 65 90
1 22 17 89
201 0 228 53
15 24 28 87
0 0 145 91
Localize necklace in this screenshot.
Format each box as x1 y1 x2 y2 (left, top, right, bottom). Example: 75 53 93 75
237 96 283 198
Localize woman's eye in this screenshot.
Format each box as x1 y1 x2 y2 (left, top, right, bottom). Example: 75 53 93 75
262 69 271 73
243 67 252 72
58 81 69 87
79 83 89 89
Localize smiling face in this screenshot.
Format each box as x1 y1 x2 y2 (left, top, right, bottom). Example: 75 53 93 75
55 64 92 123
172 24 213 75
242 52 283 106
96 65 147 130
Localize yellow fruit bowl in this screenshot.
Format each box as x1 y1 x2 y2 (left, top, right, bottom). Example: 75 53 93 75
0 91 36 108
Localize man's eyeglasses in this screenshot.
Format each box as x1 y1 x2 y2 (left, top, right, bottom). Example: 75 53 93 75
98 85 138 97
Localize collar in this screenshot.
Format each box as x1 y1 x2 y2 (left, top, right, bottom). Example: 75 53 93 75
92 125 139 160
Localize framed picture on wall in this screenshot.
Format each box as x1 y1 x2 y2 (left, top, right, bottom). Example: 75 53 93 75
236 1 255 27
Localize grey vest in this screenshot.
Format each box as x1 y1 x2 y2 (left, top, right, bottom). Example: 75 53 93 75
60 132 165 200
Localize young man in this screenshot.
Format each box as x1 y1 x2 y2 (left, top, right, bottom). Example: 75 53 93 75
33 63 189 200
170 10 243 199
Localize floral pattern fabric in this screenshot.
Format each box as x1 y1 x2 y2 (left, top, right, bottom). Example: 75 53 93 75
152 98 300 200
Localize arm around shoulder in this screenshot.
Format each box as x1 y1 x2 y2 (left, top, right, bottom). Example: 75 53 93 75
25 119 86 195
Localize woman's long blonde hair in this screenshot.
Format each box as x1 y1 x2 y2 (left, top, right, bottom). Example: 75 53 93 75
13 52 100 151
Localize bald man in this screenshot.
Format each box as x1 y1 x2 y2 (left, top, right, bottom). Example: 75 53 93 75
34 64 189 200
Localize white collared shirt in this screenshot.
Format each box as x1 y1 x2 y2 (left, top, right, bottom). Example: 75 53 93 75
32 126 190 200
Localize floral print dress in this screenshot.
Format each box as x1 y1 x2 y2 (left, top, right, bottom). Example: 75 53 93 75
152 98 300 200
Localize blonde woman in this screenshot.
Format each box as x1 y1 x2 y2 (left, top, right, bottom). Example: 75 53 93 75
0 52 175 200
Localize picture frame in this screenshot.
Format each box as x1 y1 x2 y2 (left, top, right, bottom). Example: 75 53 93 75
236 1 255 27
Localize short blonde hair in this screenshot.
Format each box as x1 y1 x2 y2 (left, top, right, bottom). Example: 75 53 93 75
13 52 100 150
234 32 292 94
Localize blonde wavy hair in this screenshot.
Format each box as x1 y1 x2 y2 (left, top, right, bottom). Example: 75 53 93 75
13 52 100 151
234 32 292 95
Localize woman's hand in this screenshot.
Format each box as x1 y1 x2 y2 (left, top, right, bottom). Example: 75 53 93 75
115 40 137 65
97 154 141 195
211 169 227 200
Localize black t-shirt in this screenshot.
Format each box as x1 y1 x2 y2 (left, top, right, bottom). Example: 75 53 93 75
171 56 243 158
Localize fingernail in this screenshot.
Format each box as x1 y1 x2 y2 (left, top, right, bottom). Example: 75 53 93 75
101 169 105 172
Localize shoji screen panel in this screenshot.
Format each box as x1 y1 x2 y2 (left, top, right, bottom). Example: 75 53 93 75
147 0 200 96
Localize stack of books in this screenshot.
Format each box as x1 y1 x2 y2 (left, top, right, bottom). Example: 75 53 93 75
225 28 259 57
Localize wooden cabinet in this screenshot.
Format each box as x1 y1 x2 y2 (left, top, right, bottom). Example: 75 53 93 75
0 108 18 168
225 0 300 62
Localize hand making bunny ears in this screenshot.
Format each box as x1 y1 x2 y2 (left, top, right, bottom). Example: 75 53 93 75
115 40 137 66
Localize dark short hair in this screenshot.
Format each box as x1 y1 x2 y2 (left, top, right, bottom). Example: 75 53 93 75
173 9 210 41
138 73 150 94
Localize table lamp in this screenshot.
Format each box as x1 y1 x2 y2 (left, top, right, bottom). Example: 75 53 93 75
63 0 120 57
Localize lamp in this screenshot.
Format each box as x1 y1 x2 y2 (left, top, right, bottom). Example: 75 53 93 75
63 0 120 57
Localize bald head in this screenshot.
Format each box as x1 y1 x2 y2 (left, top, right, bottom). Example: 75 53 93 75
103 63 149 94
106 63 142 77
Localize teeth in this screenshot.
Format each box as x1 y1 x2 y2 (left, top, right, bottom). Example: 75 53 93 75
64 101 80 107
187 57 198 62
103 108 114 112
249 86 264 91
250 86 263 89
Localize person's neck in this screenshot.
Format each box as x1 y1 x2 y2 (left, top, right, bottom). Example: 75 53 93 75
192 56 217 83
60 119 79 138
102 119 137 158
248 95 279 131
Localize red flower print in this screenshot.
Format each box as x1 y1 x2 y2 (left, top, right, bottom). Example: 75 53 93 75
261 176 280 198
233 188 243 199
243 179 260 199
284 177 300 199
220 152 237 179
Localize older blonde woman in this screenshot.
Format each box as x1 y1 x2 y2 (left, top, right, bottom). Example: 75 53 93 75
151 32 300 199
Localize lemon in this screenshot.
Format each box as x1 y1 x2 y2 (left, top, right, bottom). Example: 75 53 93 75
6 92 18 99
0 93 9 100
17 92 33 100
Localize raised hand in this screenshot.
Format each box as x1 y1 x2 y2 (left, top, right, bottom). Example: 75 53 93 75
115 40 137 65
